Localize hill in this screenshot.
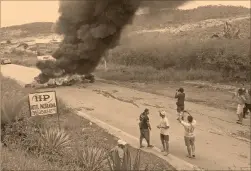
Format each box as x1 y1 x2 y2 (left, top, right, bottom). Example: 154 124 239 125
0 5 249 40
0 22 54 40
1 5 250 82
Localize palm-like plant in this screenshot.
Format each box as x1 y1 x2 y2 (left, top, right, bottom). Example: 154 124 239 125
75 146 108 171
107 147 141 171
38 127 71 154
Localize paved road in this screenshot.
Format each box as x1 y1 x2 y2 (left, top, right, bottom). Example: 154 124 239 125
1 64 250 170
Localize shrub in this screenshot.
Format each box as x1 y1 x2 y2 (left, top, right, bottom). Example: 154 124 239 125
38 127 71 155
107 148 141 171
75 146 108 171
108 38 250 81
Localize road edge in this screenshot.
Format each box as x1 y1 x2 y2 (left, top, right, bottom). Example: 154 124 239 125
76 110 204 171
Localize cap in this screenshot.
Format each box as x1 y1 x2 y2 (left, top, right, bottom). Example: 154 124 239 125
159 110 166 116
117 139 127 146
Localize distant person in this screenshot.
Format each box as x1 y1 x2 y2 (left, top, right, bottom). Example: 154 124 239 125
233 88 246 124
110 139 127 165
175 88 185 120
178 115 196 158
243 88 251 118
157 110 170 156
139 108 154 148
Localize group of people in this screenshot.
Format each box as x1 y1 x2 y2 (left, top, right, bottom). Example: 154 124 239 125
112 84 251 163
233 84 251 125
138 88 196 158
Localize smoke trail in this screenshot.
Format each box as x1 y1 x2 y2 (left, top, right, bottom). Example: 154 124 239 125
36 0 188 83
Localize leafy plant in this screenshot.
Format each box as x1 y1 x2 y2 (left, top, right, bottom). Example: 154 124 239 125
38 127 71 155
75 146 108 171
107 147 141 171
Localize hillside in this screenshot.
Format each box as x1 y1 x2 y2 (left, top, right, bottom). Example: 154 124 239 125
0 5 250 40
0 22 54 40
1 5 250 82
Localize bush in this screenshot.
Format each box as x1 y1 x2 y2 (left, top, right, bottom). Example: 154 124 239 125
108 38 250 81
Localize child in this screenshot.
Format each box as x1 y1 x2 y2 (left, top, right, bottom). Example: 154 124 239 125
175 88 185 120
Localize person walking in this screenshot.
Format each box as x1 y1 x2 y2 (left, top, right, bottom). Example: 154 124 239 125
157 110 170 156
243 88 251 119
139 109 154 148
175 88 185 120
178 115 196 158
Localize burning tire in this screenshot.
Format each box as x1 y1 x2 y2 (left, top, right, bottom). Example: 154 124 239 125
85 74 95 83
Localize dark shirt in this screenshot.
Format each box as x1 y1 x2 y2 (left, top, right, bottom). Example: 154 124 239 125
175 92 185 106
139 113 149 129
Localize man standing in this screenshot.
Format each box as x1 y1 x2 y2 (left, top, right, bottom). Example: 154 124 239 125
243 88 251 119
157 110 170 156
178 115 196 158
139 109 154 148
175 88 185 120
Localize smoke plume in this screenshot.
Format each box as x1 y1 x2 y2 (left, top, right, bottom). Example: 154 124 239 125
36 0 188 83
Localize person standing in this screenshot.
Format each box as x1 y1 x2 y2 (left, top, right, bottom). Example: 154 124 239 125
233 88 246 124
175 88 185 120
178 115 196 158
243 88 251 119
157 110 170 156
139 109 153 148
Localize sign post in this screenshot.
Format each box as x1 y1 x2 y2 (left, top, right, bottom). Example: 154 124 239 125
28 91 60 129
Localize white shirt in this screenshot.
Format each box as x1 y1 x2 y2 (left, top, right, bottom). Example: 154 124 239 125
181 120 196 137
159 117 169 135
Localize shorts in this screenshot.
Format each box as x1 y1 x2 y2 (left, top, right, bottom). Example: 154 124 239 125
237 104 245 115
177 105 185 113
140 129 150 141
160 134 169 141
184 136 195 146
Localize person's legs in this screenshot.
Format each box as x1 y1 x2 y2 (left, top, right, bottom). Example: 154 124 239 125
164 135 169 154
190 137 195 157
180 106 185 120
236 104 243 124
184 136 192 157
247 104 251 115
160 134 165 152
243 103 248 118
139 129 144 147
177 106 181 120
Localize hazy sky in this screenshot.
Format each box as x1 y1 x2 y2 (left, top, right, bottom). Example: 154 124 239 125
1 1 250 27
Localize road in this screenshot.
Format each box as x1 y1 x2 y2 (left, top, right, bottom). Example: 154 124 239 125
1 64 250 170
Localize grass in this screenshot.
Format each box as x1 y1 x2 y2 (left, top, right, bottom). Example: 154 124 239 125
97 37 250 82
1 75 172 170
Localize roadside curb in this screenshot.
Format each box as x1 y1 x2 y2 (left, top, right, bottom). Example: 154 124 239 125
76 111 203 171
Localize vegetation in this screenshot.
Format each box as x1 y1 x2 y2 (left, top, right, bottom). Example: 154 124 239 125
1 5 250 83
100 37 250 82
1 76 171 170
129 5 250 31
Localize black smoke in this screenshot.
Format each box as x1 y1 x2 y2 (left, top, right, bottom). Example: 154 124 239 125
36 0 188 83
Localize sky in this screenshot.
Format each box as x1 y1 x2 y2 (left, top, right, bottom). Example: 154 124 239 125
1 1 250 27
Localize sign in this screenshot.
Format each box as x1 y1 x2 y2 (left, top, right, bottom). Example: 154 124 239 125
28 91 58 116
